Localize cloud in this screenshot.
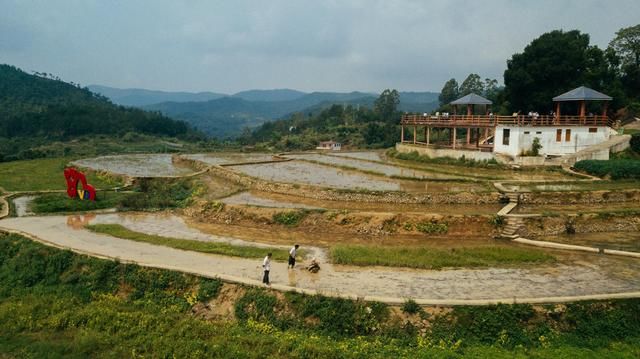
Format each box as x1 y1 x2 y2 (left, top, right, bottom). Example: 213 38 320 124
1 0 638 93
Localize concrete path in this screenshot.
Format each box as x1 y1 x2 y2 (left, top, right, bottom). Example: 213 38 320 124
2 213 640 305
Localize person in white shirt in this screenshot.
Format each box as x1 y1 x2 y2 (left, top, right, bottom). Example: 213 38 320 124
288 244 300 269
262 253 272 285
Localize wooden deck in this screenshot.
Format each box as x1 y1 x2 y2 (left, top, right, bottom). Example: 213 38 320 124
401 114 611 127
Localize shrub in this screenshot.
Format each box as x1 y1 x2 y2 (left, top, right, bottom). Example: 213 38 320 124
489 215 505 228
574 159 640 180
197 278 223 302
272 210 307 226
415 221 448 234
630 133 640 154
401 299 422 315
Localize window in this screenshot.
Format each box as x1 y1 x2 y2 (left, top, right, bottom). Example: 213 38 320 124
589 128 597 133
556 129 562 142
502 128 510 146
524 131 530 135
565 129 571 142
536 131 542 135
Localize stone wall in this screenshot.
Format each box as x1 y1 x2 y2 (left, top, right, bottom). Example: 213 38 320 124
520 190 640 205
522 213 640 237
395 143 496 162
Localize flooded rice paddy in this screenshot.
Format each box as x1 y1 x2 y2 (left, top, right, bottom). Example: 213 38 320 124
514 202 640 215
284 153 464 180
12 195 35 217
182 153 283 166
230 160 402 191
72 154 194 177
540 232 640 252
230 160 485 192
326 151 385 162
221 192 321 209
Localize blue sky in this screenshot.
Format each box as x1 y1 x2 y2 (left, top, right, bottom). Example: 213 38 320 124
1 0 638 93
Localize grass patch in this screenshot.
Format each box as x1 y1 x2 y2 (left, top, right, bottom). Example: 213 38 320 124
118 177 198 210
85 223 291 260
0 157 121 191
330 244 555 269
30 191 131 214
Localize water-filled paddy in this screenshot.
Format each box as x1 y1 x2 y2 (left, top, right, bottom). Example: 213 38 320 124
328 151 385 162
182 153 282 166
284 153 464 180
539 232 640 252
230 160 401 191
72 154 194 177
229 161 484 192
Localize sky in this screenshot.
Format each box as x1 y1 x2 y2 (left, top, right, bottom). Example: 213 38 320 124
1 0 639 94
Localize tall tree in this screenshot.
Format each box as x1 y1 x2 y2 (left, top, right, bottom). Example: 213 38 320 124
503 30 596 112
438 78 459 105
609 24 640 100
374 89 400 122
459 74 484 96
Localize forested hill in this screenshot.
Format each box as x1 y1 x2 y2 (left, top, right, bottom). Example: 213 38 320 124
0 64 190 139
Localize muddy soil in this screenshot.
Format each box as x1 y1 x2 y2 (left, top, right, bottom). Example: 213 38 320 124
184 202 497 245
522 213 640 237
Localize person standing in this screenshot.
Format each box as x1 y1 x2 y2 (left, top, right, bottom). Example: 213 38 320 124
262 253 272 285
288 244 299 269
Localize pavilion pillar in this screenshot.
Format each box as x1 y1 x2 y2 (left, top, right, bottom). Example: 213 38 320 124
476 128 480 148
555 102 561 124
579 100 586 118
413 126 417 144
467 104 472 116
401 125 404 143
466 128 471 145
453 105 457 115
452 127 457 149
602 102 609 125
426 127 430 145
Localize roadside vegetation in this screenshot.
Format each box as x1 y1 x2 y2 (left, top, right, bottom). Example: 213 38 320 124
0 157 121 191
1 233 639 357
330 244 555 269
86 224 291 260
30 191 130 214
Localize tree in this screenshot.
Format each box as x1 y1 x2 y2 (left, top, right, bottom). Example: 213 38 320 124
503 30 595 113
609 24 640 100
609 24 640 68
374 89 400 122
438 78 459 105
459 74 484 96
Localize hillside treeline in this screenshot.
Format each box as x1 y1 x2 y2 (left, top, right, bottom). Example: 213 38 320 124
0 65 195 160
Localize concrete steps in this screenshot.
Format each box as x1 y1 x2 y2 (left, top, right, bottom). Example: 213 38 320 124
497 216 524 240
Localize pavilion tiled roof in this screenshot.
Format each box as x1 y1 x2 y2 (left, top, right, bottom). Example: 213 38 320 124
450 93 492 105
552 86 612 102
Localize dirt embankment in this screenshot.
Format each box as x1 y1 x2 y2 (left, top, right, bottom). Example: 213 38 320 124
184 201 496 244
521 190 640 205
522 213 640 237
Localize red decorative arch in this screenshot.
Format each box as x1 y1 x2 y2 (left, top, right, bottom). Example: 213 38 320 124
64 168 96 201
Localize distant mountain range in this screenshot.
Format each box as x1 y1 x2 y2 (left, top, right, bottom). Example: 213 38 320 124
90 85 439 138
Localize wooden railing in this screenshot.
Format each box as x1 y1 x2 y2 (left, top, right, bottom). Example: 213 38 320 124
400 114 611 127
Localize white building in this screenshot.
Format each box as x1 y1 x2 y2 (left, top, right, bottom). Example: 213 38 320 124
399 87 618 163
316 141 342 151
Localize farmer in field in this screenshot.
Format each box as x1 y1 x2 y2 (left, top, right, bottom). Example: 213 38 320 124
288 244 300 269
262 252 272 286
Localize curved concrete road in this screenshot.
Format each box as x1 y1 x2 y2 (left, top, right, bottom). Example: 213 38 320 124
2 213 640 305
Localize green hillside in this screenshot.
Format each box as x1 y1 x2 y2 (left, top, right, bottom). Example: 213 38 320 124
0 64 197 161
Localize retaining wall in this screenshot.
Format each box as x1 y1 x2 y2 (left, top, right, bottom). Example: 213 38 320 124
395 143 496 162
